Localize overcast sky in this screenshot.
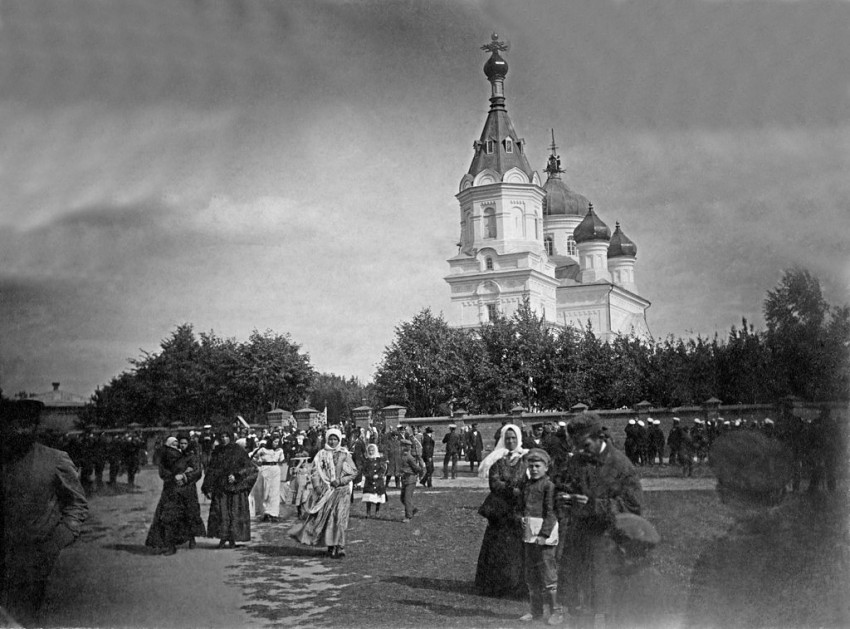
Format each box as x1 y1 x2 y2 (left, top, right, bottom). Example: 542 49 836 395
1 0 849 398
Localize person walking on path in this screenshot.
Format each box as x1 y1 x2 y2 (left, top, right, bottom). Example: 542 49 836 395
361 443 388 518
288 428 358 559
399 439 424 522
145 434 206 555
201 430 258 549
251 435 286 522
442 424 462 479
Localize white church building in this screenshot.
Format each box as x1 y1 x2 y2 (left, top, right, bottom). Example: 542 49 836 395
445 36 651 340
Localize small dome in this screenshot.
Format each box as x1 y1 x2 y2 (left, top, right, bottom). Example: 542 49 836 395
484 51 508 81
543 176 591 217
608 222 637 258
573 203 611 244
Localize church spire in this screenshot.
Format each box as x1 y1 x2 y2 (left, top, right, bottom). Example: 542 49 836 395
466 34 535 182
544 128 564 179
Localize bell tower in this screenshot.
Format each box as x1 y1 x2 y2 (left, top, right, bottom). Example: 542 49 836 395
445 35 558 327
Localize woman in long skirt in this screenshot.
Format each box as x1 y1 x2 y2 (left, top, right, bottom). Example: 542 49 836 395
288 428 358 558
145 435 206 554
361 443 387 518
252 435 286 522
474 423 529 598
201 430 258 548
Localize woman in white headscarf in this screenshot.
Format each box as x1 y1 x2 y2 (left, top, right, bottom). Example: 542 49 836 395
474 423 529 598
288 428 358 558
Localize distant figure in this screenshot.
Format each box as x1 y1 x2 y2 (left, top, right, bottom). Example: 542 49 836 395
420 427 436 487
251 435 286 522
442 424 462 479
399 439 423 523
465 423 485 473
1 400 89 626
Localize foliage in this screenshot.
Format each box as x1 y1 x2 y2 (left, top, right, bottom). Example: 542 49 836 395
372 271 849 415
79 324 315 428
307 373 372 425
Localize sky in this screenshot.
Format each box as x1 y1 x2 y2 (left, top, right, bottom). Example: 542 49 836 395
1 0 849 398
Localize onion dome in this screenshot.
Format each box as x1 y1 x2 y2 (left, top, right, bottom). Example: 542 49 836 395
543 176 591 217
573 203 611 244
608 222 637 258
484 50 508 81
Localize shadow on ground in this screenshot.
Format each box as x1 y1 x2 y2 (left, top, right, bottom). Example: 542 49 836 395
384 576 479 597
397 598 518 621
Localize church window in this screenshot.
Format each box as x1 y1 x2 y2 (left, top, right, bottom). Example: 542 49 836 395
566 235 577 256
486 140 495 154
544 235 554 256
483 208 496 239
485 257 494 270
504 138 513 153
486 303 498 322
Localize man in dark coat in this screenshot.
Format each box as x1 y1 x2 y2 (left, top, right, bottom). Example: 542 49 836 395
121 432 143 486
465 422 485 473
554 414 643 629
421 427 436 487
523 423 545 450
442 424 462 479
666 418 683 466
543 422 572 471
2 400 89 626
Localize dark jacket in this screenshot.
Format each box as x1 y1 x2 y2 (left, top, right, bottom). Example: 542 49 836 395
422 434 435 460
400 452 424 483
520 475 558 539
442 430 462 456
554 441 642 533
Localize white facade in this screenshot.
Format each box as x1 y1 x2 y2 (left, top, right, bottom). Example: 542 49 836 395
444 38 651 339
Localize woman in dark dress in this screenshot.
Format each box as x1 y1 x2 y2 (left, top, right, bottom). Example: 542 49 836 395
474 423 528 598
201 430 258 548
145 434 206 555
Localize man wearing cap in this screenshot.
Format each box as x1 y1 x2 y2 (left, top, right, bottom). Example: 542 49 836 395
465 423 485 473
543 422 571 471
524 423 545 450
624 419 639 465
399 439 424 522
442 424 462 479
554 414 643 628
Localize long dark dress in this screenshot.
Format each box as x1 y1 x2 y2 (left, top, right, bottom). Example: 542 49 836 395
145 447 206 549
475 456 528 598
201 443 258 542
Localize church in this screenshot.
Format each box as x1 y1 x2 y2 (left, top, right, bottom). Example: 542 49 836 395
445 36 651 340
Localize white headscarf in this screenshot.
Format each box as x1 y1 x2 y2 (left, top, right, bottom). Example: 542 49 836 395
478 423 527 479
165 436 179 451
324 428 343 452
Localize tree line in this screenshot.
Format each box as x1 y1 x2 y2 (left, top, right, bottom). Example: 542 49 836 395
373 268 849 416
74 268 847 428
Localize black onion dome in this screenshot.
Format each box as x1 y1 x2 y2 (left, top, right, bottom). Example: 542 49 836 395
484 51 508 80
543 176 591 217
608 222 637 258
573 203 611 243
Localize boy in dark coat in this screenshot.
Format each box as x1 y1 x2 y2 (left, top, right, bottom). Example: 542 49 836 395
519 448 562 625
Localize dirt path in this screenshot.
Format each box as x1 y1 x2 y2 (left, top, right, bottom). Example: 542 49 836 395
37 466 715 628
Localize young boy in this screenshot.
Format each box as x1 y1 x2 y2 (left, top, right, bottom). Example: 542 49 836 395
520 448 562 625
399 439 423 523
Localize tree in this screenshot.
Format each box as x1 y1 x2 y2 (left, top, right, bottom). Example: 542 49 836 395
764 268 849 400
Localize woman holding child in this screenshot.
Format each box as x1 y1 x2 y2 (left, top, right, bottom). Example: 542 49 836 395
474 423 528 598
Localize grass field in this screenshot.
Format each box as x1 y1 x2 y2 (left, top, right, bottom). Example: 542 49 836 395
233 481 848 628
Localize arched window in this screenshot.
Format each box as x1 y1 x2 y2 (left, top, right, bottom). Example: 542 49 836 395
504 138 513 153
483 208 496 239
485 257 494 270
544 235 554 256
566 235 577 256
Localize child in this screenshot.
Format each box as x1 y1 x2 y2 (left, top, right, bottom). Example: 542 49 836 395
399 439 423 523
361 443 387 518
519 448 562 625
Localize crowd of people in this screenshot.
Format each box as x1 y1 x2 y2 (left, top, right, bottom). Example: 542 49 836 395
5 404 842 627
